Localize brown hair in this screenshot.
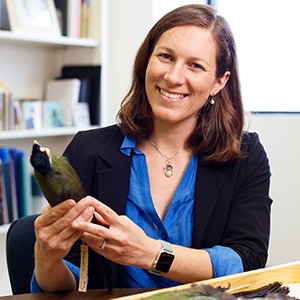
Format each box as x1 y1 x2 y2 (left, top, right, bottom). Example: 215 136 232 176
117 4 244 163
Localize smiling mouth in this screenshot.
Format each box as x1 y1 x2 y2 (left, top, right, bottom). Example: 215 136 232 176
159 88 187 99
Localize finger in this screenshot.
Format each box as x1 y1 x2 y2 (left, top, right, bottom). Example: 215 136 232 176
37 200 76 227
36 206 93 250
36 198 95 241
51 205 95 239
81 232 106 251
72 219 109 239
41 204 51 214
93 211 110 228
35 226 83 258
87 196 119 225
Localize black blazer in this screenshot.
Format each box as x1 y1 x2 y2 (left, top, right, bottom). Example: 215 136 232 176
63 125 272 289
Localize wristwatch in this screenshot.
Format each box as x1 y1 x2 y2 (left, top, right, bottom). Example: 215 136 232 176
148 240 175 275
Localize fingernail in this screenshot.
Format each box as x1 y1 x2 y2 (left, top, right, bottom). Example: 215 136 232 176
88 206 95 213
72 221 79 228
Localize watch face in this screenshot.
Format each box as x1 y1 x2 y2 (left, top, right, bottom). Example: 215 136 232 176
156 251 175 273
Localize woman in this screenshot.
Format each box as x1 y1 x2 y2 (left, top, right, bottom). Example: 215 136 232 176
32 4 272 292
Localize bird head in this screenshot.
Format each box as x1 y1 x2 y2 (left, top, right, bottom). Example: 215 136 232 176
30 140 52 175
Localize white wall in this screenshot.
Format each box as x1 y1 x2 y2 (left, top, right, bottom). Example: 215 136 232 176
101 0 153 126
248 114 300 266
217 0 300 113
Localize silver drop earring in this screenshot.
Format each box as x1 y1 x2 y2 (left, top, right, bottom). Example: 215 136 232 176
210 95 215 105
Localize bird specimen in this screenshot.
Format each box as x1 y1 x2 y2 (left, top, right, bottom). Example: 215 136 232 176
30 140 86 207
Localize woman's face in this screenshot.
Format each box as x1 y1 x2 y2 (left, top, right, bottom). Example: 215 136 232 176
145 25 229 128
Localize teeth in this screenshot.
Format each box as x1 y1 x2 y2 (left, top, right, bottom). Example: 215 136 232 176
159 88 185 99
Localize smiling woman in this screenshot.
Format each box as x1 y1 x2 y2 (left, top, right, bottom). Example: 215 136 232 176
28 3 272 294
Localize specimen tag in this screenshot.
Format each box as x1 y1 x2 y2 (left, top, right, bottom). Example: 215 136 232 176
78 244 89 292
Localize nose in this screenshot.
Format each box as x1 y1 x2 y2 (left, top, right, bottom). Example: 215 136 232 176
164 63 185 86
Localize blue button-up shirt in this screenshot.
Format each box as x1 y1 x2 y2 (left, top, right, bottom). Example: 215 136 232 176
118 135 197 288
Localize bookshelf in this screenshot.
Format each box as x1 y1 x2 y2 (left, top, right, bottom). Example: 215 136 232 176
0 1 101 295
0 0 154 295
0 126 97 140
0 30 98 47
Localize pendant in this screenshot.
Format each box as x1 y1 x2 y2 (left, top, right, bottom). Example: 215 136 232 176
163 163 174 177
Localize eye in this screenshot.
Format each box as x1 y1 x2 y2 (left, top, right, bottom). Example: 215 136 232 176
158 53 173 61
189 62 204 70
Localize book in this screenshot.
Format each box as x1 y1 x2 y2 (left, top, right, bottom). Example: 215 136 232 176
54 0 67 36
0 81 10 130
0 90 3 130
61 65 101 125
67 0 82 37
9 149 31 218
7 92 15 130
0 159 9 225
8 149 21 220
0 0 10 31
0 148 32 222
18 152 32 217
54 0 91 38
80 0 91 38
45 78 81 126
0 148 17 222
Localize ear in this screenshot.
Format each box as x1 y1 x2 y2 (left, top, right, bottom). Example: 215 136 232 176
211 71 230 96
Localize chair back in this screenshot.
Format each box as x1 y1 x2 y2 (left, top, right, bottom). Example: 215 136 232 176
6 214 39 294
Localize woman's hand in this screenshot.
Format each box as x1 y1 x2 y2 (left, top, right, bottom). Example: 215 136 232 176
71 196 160 270
34 197 95 292
69 196 213 284
35 197 95 260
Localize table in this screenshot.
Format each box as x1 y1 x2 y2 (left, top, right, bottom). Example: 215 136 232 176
0 289 155 300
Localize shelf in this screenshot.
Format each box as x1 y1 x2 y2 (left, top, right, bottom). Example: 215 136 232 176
0 30 97 47
0 126 98 140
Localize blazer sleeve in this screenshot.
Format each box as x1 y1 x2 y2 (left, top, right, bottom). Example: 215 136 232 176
224 132 273 271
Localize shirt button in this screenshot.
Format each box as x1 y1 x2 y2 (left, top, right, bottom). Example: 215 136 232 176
162 233 168 240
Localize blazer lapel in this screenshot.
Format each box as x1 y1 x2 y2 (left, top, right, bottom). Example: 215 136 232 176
95 133 132 216
91 129 132 288
193 158 226 248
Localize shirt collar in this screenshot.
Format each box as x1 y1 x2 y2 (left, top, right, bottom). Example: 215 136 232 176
121 135 138 156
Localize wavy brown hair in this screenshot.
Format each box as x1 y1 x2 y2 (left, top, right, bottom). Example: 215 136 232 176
117 4 244 163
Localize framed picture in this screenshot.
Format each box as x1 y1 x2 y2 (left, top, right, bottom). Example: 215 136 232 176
20 99 43 130
6 0 61 36
43 100 64 128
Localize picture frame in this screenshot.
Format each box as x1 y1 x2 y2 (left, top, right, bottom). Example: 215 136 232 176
19 99 43 130
6 0 61 36
43 100 64 128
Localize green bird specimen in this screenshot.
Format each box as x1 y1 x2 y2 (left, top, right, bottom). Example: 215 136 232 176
30 140 87 207
142 283 293 300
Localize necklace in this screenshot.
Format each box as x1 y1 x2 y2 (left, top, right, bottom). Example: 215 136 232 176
148 140 184 177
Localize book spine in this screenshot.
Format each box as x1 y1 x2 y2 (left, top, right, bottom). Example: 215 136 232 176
67 0 82 38
0 148 32 223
